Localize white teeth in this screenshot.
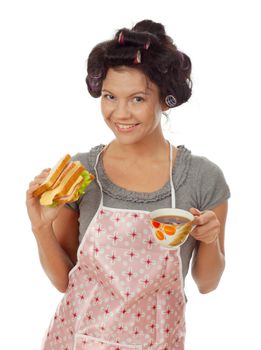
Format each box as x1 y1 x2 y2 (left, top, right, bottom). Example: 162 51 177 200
117 124 137 129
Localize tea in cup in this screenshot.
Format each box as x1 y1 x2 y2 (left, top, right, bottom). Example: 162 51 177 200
150 208 195 249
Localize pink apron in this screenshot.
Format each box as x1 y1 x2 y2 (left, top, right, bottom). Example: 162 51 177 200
42 144 186 350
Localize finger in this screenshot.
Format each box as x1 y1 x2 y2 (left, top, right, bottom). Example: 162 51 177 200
29 179 43 188
192 220 217 235
189 208 203 225
33 177 45 185
191 223 219 239
27 182 40 196
26 188 39 203
39 168 51 173
34 172 49 181
28 181 39 191
33 173 50 185
189 208 202 216
34 168 51 178
190 230 217 244
194 211 215 226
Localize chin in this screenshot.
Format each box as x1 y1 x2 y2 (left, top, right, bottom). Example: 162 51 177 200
113 134 141 145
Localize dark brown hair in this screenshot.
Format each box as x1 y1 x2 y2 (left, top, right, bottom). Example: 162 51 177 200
86 19 192 108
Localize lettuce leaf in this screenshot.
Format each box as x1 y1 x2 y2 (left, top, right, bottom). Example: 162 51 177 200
46 170 94 207
78 170 94 196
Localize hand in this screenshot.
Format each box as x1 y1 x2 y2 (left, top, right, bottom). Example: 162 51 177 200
189 208 220 244
26 169 63 231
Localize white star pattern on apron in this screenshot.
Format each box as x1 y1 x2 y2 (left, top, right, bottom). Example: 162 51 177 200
42 143 186 350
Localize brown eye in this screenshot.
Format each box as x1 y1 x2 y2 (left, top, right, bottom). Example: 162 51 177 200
133 96 144 103
103 94 115 101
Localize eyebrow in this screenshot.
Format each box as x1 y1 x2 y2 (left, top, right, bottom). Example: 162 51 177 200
101 89 151 96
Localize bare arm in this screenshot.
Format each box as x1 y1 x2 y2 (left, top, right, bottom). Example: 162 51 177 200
26 169 80 293
190 201 228 293
33 207 79 293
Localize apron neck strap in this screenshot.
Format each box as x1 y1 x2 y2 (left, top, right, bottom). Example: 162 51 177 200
169 141 176 208
94 141 176 208
93 145 107 206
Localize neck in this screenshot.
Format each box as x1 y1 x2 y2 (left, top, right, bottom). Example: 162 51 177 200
109 137 169 160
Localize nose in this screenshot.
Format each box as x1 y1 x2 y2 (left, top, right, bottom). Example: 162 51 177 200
112 100 131 120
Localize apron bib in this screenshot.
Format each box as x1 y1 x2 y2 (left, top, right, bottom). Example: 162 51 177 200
42 143 186 350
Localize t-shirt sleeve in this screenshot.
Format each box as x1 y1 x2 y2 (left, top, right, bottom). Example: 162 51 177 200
196 157 231 211
64 145 104 212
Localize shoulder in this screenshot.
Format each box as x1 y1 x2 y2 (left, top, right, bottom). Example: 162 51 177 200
176 145 225 178
71 144 105 172
176 145 230 210
190 152 225 178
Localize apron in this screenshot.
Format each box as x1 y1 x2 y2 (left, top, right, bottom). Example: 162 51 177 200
42 143 186 350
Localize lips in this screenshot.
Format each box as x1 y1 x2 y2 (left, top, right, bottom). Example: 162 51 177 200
115 123 140 132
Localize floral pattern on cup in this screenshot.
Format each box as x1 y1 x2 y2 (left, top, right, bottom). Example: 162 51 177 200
150 208 195 249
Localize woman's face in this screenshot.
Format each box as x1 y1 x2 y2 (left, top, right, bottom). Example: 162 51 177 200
100 67 166 145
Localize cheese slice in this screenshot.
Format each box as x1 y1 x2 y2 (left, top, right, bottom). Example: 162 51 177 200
40 161 84 206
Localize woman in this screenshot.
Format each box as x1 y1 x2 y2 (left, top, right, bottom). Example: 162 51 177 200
26 19 230 350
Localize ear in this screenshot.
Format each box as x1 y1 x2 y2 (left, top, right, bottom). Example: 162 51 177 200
160 101 170 113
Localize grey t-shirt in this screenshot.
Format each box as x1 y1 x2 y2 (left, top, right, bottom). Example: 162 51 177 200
66 144 230 283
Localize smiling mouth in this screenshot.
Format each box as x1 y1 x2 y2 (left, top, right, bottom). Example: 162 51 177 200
115 123 140 131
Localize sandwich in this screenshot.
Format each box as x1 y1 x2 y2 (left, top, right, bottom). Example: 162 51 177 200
33 154 94 207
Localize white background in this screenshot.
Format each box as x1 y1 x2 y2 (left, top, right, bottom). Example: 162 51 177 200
1 0 261 349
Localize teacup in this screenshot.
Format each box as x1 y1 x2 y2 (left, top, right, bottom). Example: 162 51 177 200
150 208 195 249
